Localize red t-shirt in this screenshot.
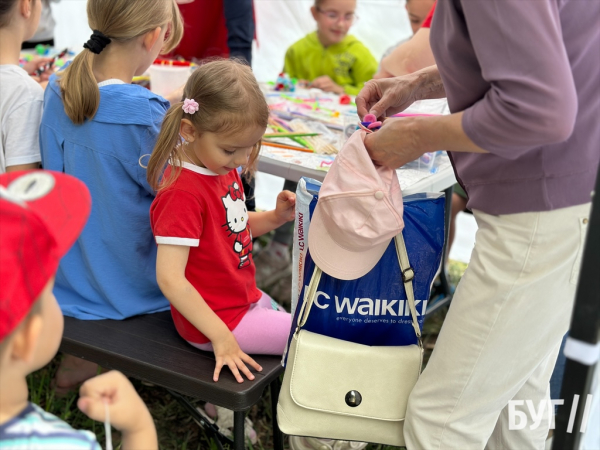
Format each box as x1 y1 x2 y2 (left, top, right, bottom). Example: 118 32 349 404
150 163 261 344
421 3 436 28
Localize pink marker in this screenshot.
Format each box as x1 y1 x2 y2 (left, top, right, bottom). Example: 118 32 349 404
390 112 438 118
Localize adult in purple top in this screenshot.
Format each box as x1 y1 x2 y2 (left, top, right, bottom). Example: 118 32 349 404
357 0 599 447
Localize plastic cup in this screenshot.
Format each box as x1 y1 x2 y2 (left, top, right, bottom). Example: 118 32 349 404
149 64 191 98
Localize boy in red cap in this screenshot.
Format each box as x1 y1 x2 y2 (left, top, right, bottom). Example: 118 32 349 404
0 171 157 449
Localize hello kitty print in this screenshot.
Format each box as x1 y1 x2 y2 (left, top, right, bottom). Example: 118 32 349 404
222 182 253 268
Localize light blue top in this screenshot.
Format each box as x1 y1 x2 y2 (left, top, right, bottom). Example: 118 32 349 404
0 403 101 450
40 72 170 319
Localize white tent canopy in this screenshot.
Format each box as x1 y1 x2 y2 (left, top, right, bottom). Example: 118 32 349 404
53 0 412 82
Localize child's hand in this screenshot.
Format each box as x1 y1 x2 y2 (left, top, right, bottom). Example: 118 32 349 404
22 57 54 83
212 332 263 383
77 371 154 435
310 76 344 95
275 190 296 224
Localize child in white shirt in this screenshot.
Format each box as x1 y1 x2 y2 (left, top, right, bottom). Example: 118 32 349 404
0 0 48 173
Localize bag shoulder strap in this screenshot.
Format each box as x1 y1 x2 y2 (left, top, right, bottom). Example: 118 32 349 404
296 232 422 346
394 233 421 342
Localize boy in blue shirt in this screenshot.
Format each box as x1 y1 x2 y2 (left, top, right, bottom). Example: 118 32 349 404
0 171 156 450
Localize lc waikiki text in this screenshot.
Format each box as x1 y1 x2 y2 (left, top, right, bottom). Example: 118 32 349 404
310 291 428 317
508 394 594 433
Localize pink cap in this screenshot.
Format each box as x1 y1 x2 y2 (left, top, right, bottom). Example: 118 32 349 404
308 131 404 280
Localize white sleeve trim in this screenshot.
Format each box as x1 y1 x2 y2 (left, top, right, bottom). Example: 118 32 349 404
564 337 600 366
155 236 200 247
5 154 42 166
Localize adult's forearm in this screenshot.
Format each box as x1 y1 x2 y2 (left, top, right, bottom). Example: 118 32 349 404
417 112 487 154
412 65 446 101
364 112 487 169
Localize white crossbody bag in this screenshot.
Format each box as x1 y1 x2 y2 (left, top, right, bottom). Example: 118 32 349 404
277 232 423 446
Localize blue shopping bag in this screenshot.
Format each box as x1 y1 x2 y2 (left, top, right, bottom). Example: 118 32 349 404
288 177 445 352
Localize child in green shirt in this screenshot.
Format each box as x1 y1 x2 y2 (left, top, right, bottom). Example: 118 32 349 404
283 0 377 96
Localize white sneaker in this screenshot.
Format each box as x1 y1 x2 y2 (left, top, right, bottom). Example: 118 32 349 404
196 404 257 445
288 435 368 450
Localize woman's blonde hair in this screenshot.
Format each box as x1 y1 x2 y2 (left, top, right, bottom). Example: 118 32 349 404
59 0 183 124
147 59 269 191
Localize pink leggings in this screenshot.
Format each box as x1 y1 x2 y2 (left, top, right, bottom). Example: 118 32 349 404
188 291 292 355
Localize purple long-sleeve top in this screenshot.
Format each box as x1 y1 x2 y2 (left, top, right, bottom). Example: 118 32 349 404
430 0 600 215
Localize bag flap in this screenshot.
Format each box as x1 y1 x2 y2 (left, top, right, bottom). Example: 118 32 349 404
289 330 422 421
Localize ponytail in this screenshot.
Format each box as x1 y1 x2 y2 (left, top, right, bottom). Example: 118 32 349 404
57 0 183 125
58 50 99 124
147 102 185 191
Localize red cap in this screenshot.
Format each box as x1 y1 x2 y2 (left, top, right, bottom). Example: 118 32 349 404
0 171 91 341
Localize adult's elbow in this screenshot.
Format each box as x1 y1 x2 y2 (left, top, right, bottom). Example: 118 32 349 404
538 80 578 144
538 105 576 145
549 114 576 144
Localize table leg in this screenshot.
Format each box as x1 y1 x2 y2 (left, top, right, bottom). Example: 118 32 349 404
233 410 246 450
426 185 454 317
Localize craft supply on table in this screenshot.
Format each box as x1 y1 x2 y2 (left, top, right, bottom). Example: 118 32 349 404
263 132 320 138
153 58 196 67
266 113 338 155
33 48 68 76
274 72 296 91
35 43 51 55
149 62 192 97
262 87 451 177
262 141 315 153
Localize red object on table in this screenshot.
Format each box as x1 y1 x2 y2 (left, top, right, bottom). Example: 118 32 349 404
153 59 194 67
339 94 351 105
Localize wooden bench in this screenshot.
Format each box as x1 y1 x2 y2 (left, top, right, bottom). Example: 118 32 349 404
60 311 285 450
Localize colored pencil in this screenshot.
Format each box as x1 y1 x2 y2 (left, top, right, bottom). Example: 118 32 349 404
388 112 439 118
262 142 315 153
264 132 320 138
267 121 312 149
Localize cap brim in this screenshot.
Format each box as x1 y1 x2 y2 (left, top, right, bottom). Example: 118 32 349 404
308 205 389 281
0 170 91 257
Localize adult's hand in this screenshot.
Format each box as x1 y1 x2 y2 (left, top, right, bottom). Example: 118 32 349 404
357 66 445 120
365 112 488 169
364 117 426 169
356 75 420 120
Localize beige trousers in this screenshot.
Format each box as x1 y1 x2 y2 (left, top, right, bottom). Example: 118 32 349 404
404 203 591 450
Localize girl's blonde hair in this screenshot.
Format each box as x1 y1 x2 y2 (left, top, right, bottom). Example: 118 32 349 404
147 59 269 191
59 0 183 124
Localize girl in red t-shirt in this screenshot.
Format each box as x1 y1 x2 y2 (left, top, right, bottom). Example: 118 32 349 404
147 59 294 383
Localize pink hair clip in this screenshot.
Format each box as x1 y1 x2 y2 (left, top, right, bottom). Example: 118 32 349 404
182 98 199 114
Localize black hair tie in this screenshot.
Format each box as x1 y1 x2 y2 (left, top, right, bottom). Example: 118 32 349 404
83 30 111 54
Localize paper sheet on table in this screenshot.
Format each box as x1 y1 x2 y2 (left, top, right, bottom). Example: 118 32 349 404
261 99 452 191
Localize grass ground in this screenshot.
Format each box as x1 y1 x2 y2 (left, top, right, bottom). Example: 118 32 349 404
26 260 468 450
